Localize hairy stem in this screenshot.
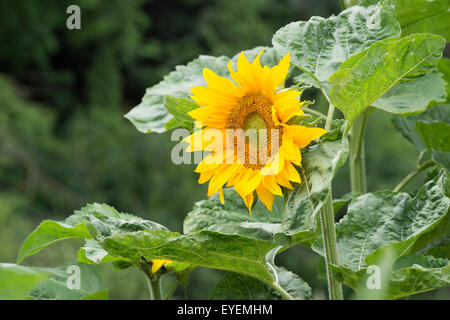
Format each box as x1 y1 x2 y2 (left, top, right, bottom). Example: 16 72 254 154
146 274 162 300
269 281 295 300
348 111 368 194
319 193 343 300
318 100 344 300
393 160 434 192
303 107 327 120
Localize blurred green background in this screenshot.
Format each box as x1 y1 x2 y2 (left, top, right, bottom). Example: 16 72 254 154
0 0 447 299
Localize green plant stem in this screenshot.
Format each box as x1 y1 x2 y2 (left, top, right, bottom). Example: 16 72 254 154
318 101 344 300
164 277 180 300
146 274 163 300
303 107 327 120
348 111 368 194
393 160 434 192
269 281 295 300
319 193 343 300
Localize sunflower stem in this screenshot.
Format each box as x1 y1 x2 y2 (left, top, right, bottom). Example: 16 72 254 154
348 111 368 194
318 100 343 300
146 274 163 300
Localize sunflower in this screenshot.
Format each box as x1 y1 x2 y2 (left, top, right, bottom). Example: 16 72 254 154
184 50 326 213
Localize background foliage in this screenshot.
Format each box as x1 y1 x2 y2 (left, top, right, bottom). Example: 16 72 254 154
0 0 448 299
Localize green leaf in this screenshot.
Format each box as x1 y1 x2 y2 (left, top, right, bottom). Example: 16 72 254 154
17 203 167 263
415 121 450 151
210 267 311 300
392 104 450 150
272 2 400 93
0 263 107 300
0 263 49 300
164 96 199 133
183 188 284 242
126 47 279 134
438 58 450 103
77 239 127 265
29 263 107 300
275 121 349 246
313 170 449 271
77 203 168 238
331 255 450 299
371 71 446 114
329 33 446 125
333 191 360 213
392 104 450 169
17 219 91 264
395 0 450 42
93 227 278 283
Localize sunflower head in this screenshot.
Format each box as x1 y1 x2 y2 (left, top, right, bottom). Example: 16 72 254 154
185 50 326 213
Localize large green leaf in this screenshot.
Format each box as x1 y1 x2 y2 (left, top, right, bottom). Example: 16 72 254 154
0 263 107 300
392 104 450 170
392 104 450 150
210 267 311 300
92 227 278 283
331 255 450 299
17 219 91 264
17 203 167 263
438 58 450 103
395 0 450 42
329 33 446 125
371 71 446 114
275 121 349 246
183 188 284 242
272 2 400 93
313 170 449 271
29 263 107 300
0 263 49 300
126 47 279 134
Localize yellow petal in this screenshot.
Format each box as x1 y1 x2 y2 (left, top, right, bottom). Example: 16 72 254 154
256 184 274 211
284 125 327 148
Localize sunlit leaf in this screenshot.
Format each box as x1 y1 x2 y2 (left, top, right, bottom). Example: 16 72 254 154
126 47 279 134
329 33 445 125
313 170 449 270
272 2 400 93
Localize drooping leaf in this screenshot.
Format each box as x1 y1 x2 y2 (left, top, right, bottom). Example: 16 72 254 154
313 170 449 271
438 58 450 103
415 121 450 170
17 219 91 264
17 203 167 263
371 71 446 114
329 33 446 125
0 263 49 300
275 121 349 246
395 0 450 41
90 223 278 283
331 255 450 300
210 266 311 300
29 263 107 300
184 188 284 242
272 2 400 93
126 47 279 134
0 263 107 300
392 104 450 169
76 203 168 238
